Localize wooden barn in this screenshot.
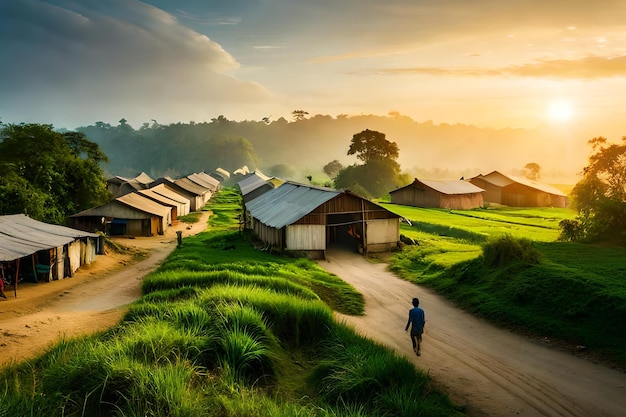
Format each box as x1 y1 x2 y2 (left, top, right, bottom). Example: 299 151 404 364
69 192 171 236
390 178 485 209
469 171 569 208
241 181 400 258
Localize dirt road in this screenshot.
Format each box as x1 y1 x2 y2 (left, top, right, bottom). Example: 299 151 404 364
317 248 626 417
2 223 625 417
0 213 210 366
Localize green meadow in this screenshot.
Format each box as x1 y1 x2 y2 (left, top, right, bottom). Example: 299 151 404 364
381 202 626 366
0 189 465 417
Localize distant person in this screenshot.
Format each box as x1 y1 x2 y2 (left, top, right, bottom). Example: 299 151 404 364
0 276 6 299
405 297 425 356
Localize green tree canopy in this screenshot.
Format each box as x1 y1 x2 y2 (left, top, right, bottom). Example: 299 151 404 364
522 162 541 180
323 160 343 178
0 123 110 224
560 136 626 242
347 129 399 164
336 129 407 198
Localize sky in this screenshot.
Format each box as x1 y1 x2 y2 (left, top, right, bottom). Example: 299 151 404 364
1 0 626 140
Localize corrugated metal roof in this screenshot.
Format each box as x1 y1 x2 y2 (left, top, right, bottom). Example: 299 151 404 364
246 182 340 228
138 189 180 207
117 193 171 218
392 178 485 195
0 214 97 262
134 172 154 185
174 177 211 195
417 179 485 195
188 173 219 191
149 184 189 204
477 171 566 196
506 174 567 197
473 171 514 187
237 171 272 196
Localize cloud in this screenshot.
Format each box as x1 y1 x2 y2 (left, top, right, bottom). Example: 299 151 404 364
369 55 626 79
0 0 274 127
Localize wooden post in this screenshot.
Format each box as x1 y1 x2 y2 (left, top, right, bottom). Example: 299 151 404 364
14 258 20 298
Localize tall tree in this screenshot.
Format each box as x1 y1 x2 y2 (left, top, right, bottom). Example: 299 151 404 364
347 129 399 164
292 110 309 121
522 162 541 180
560 136 626 241
0 123 110 224
336 129 407 198
323 160 343 178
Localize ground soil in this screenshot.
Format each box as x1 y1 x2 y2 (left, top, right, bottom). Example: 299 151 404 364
2 222 625 417
0 211 211 366
318 249 626 417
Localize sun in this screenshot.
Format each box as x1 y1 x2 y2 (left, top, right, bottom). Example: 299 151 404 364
547 99 574 123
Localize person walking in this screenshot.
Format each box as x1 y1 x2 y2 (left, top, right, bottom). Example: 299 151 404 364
405 297 425 356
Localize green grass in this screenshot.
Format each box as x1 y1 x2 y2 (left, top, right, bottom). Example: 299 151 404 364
0 187 464 417
386 202 626 366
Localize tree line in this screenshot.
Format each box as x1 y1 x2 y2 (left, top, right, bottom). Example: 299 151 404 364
1 119 625 243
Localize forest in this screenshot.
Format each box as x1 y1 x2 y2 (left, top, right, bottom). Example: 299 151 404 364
75 113 585 185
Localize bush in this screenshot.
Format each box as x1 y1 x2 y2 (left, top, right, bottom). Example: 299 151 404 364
482 234 540 267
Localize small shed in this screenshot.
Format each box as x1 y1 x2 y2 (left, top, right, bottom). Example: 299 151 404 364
390 178 485 209
137 189 181 223
241 181 400 258
150 177 204 212
174 177 212 208
0 214 100 295
148 184 191 216
106 172 154 198
188 172 220 192
237 171 276 203
69 193 171 236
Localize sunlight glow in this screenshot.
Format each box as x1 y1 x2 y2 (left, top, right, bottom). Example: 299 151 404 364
547 99 574 122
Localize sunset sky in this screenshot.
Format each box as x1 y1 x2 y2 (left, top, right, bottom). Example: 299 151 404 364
1 0 625 139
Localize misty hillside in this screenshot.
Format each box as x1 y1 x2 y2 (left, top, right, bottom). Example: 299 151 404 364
78 114 589 184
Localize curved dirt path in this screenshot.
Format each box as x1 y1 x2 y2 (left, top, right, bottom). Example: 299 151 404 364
0 213 210 367
317 249 626 417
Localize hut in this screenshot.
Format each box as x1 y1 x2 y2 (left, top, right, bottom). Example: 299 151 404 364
69 192 171 236
137 189 181 223
148 183 191 216
237 171 277 203
0 214 100 295
188 172 220 192
150 177 204 212
390 179 485 209
469 171 568 207
173 177 213 208
241 181 400 258
106 172 154 198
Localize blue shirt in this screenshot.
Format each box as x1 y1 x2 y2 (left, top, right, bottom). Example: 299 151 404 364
405 306 425 332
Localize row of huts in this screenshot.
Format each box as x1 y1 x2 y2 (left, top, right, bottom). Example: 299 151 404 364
237 171 401 259
389 171 569 210
69 171 222 236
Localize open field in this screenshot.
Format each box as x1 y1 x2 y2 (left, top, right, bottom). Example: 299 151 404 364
381 202 626 367
0 190 464 417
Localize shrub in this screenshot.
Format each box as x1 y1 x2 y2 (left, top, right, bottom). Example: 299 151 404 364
481 234 540 267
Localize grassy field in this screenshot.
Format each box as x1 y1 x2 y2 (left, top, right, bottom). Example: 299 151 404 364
381 202 626 366
0 190 465 417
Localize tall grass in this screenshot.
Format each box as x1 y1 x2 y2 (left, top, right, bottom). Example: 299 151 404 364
0 188 465 417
